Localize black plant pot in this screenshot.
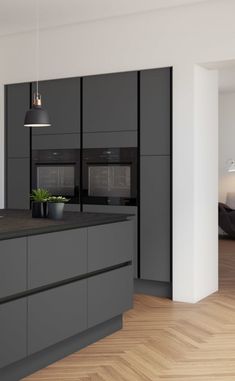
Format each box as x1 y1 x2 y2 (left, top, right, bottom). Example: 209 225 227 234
31 201 48 218
48 203 65 220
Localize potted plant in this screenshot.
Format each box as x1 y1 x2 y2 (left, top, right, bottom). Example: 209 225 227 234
47 196 69 220
30 188 51 218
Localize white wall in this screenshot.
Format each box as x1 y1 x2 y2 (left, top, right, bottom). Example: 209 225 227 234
0 0 231 302
219 92 235 206
194 66 218 301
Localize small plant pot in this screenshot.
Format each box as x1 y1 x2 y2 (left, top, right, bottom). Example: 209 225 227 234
48 203 65 220
31 201 48 218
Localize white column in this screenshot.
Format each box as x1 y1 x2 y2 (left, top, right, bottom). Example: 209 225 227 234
194 65 218 302
173 64 196 302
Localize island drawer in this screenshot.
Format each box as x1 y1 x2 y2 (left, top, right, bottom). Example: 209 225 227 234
88 220 134 272
0 298 27 368
0 238 27 299
28 228 87 289
88 265 133 328
28 280 87 355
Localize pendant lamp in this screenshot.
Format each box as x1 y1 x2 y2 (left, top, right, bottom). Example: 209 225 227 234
24 0 51 127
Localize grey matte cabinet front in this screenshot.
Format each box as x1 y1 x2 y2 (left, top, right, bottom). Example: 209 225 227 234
83 131 137 148
140 156 171 282
28 228 87 289
84 205 138 278
6 83 30 158
0 299 27 368
88 265 133 328
32 77 80 136
88 221 134 272
0 238 27 299
32 133 81 150
7 158 30 209
28 280 87 355
83 72 137 133
140 68 171 156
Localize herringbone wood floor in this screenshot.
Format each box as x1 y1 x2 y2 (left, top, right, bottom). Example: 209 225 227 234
23 239 235 381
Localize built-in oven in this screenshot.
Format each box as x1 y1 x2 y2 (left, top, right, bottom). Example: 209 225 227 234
31 149 80 204
82 147 137 206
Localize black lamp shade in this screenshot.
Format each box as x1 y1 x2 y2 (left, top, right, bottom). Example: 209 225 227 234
24 106 51 127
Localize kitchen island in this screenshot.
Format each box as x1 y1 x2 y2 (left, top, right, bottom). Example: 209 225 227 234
0 210 134 381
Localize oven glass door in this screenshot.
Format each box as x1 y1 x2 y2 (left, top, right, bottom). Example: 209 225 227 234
88 164 131 198
82 147 137 206
36 165 75 196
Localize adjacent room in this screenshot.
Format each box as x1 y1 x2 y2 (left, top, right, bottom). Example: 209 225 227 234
219 65 235 294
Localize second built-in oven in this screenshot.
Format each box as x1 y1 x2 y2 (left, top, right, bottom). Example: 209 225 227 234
82 147 137 206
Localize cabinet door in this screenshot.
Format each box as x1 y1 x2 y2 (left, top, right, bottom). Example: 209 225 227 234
32 77 80 135
83 131 137 148
83 72 137 133
6 83 30 158
0 238 27 299
28 228 87 289
0 299 27 368
32 133 81 150
7 158 30 209
88 266 133 328
28 280 87 355
88 221 134 272
84 205 138 278
140 68 171 155
140 156 171 282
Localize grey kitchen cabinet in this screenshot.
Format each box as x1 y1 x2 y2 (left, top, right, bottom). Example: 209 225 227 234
0 299 27 368
84 205 138 278
140 68 171 156
32 77 80 136
28 280 87 354
88 220 133 272
0 238 27 299
88 265 133 328
28 228 87 289
6 83 30 158
7 158 30 209
140 156 171 282
83 131 137 148
83 72 137 133
32 133 81 150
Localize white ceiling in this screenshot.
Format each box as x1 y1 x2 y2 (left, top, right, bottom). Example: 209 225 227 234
0 0 212 36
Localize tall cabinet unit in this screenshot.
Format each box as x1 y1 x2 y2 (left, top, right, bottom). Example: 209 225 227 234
31 77 81 211
138 68 172 296
5 83 31 209
82 72 138 276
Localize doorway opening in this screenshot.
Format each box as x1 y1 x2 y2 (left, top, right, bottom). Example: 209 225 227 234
218 64 235 294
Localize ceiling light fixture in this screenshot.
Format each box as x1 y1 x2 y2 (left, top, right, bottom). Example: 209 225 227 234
24 0 51 127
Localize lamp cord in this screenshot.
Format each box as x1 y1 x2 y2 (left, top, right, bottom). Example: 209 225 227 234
35 0 39 95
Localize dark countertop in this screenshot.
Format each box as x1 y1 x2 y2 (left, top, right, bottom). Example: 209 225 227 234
0 209 132 241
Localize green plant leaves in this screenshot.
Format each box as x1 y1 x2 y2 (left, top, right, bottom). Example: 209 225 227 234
47 196 70 203
30 189 70 203
30 188 51 202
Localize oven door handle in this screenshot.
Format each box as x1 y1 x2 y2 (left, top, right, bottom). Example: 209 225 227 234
34 162 77 165
85 161 132 165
